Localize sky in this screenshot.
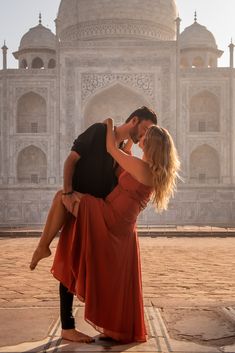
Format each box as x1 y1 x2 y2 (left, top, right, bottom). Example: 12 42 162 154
0 0 235 68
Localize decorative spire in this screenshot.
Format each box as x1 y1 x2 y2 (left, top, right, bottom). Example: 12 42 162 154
39 12 42 25
194 11 197 23
229 38 234 47
2 40 8 70
229 38 235 68
229 38 235 50
175 17 181 40
1 40 8 50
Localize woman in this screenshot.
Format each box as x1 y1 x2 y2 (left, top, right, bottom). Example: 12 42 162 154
31 119 180 343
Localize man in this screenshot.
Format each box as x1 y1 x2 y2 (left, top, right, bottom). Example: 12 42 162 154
59 106 158 342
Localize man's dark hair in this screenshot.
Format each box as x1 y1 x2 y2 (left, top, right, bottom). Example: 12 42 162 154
125 106 157 124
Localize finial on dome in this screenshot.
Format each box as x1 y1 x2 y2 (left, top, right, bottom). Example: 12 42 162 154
39 12 42 25
229 38 235 50
194 11 197 23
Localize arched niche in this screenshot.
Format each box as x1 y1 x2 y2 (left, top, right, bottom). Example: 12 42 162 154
190 144 220 184
20 59 28 69
180 57 189 68
190 91 220 132
17 92 47 133
209 57 216 68
192 56 204 68
17 145 47 184
48 58 56 68
84 83 150 128
32 57 44 69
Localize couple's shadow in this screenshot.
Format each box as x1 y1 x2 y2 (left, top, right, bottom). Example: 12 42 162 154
25 335 139 352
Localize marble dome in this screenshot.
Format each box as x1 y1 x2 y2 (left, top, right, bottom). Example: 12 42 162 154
19 23 56 51
56 0 178 41
180 21 217 49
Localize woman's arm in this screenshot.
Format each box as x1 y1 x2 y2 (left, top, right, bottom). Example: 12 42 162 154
106 119 153 186
121 138 133 154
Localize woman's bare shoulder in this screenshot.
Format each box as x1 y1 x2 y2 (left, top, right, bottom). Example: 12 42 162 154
131 157 153 187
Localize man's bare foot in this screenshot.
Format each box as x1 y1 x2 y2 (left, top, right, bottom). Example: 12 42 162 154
99 334 114 341
61 329 94 343
30 246 51 270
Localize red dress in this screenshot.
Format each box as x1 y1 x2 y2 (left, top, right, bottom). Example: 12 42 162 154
51 171 152 343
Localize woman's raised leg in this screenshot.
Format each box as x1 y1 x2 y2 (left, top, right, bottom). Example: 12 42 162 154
30 190 68 270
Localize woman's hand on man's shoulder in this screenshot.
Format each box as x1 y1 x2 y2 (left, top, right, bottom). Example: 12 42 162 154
102 118 113 125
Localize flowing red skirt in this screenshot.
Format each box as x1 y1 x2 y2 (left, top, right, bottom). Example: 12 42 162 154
51 193 147 343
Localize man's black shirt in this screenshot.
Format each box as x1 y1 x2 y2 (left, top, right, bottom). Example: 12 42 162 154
71 123 118 198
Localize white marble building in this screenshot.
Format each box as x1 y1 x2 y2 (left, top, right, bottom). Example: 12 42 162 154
1 0 235 227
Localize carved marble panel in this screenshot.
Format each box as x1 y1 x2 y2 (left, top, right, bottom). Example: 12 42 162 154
189 86 221 99
60 20 174 42
0 202 5 222
23 202 40 224
15 141 48 155
198 202 231 223
181 202 198 223
216 191 234 200
64 66 76 147
6 203 22 222
15 87 48 100
81 73 155 104
188 140 220 155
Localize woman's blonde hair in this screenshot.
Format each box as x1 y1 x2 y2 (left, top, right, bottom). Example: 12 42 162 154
143 126 180 212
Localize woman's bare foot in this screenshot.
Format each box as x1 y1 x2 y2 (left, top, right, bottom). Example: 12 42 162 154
61 329 94 343
30 246 51 270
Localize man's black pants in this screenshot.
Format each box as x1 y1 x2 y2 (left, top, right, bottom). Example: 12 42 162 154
59 283 75 329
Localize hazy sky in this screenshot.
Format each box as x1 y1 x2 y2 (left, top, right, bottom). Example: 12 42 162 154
0 0 234 68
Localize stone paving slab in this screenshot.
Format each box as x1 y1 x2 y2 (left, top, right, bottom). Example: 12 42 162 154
0 307 58 347
159 307 235 347
1 306 235 353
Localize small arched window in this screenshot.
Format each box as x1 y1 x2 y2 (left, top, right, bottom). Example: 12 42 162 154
192 56 204 68
17 145 47 184
180 57 189 68
32 57 44 69
48 58 56 69
189 91 220 132
209 57 216 68
20 59 28 69
17 92 47 133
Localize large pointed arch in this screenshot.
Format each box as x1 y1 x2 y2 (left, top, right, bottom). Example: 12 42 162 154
189 144 220 184
83 83 151 128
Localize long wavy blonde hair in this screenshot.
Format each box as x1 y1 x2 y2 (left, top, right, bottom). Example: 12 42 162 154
143 125 180 212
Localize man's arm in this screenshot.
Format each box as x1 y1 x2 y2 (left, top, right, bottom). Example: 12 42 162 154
62 123 104 213
62 151 81 214
63 151 80 192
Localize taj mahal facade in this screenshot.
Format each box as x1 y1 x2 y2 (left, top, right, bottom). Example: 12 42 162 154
1 0 235 227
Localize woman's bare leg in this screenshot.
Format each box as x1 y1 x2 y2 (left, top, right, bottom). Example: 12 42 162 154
30 190 68 270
